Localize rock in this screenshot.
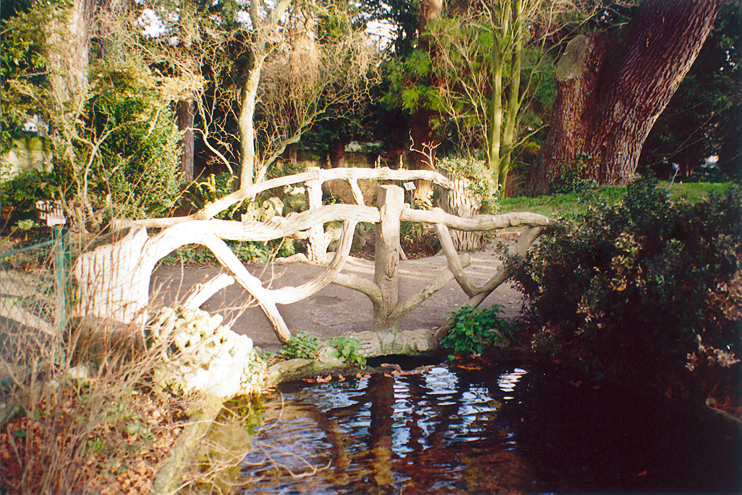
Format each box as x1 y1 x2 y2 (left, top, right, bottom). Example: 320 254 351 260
349 329 438 357
263 346 346 386
148 308 266 399
283 184 308 213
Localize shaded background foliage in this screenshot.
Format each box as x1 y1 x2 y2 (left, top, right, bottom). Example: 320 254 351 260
639 3 741 182
85 63 182 219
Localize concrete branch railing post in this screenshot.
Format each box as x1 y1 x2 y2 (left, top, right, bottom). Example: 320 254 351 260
304 167 328 262
373 185 405 332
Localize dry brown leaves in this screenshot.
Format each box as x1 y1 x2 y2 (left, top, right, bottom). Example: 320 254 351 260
0 390 189 495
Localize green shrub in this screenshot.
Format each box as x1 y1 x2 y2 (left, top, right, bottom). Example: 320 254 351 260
281 332 322 360
85 62 182 219
328 336 366 367
182 173 247 220
547 152 598 194
0 169 57 224
508 177 742 403
441 304 518 359
400 221 440 258
685 165 729 184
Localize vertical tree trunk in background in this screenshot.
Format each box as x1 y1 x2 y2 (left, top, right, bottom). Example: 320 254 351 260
536 0 720 191
409 0 444 206
329 137 350 168
177 99 195 183
47 0 96 99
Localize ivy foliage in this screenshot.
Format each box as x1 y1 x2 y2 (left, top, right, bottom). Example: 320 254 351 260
437 155 500 213
281 332 323 360
0 0 57 155
328 336 366 368
280 333 367 368
507 177 742 402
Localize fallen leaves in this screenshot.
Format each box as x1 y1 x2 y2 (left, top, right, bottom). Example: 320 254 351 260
0 390 190 495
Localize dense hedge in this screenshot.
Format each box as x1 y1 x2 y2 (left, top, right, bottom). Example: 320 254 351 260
508 178 741 405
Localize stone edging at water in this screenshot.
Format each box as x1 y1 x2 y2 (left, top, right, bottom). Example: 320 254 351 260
149 396 224 495
149 352 363 494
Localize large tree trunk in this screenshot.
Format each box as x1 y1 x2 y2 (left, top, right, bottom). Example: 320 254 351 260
440 178 483 251
47 0 96 100
329 136 351 168
536 0 720 190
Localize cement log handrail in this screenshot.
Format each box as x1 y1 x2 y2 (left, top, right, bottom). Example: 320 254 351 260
402 208 551 230
134 168 453 229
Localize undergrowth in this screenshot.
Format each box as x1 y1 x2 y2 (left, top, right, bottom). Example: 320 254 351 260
280 333 367 368
507 177 742 408
441 304 519 360
0 318 193 494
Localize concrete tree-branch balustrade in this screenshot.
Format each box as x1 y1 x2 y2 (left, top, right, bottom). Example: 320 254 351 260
73 168 550 357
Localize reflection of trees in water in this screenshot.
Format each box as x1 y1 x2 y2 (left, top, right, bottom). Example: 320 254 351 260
310 369 530 493
239 365 741 493
242 367 545 493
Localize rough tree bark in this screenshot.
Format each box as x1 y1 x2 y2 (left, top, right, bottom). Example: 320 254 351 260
536 0 721 190
439 178 483 251
328 136 350 168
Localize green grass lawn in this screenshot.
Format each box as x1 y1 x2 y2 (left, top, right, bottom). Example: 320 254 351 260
499 181 735 218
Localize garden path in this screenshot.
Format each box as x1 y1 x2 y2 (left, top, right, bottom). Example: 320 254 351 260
150 238 525 353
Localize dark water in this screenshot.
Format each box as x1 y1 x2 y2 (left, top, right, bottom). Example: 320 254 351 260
233 362 741 494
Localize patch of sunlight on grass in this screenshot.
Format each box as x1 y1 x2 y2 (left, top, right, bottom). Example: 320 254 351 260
501 182 736 218
500 186 626 218
662 181 733 203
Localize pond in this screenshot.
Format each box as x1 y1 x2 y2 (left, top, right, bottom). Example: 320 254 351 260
225 361 741 494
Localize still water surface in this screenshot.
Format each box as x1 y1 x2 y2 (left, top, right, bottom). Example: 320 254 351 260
233 362 740 494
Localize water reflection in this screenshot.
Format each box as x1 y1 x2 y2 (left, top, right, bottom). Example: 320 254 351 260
235 363 741 494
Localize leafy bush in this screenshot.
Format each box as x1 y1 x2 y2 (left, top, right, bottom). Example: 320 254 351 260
281 332 322 359
328 336 366 367
441 304 518 359
0 169 57 224
84 62 182 220
400 221 440 258
547 153 598 194
507 177 742 404
685 165 729 184
182 173 248 220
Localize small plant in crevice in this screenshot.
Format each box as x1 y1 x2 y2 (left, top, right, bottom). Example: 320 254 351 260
441 304 519 360
328 336 366 368
280 332 322 360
